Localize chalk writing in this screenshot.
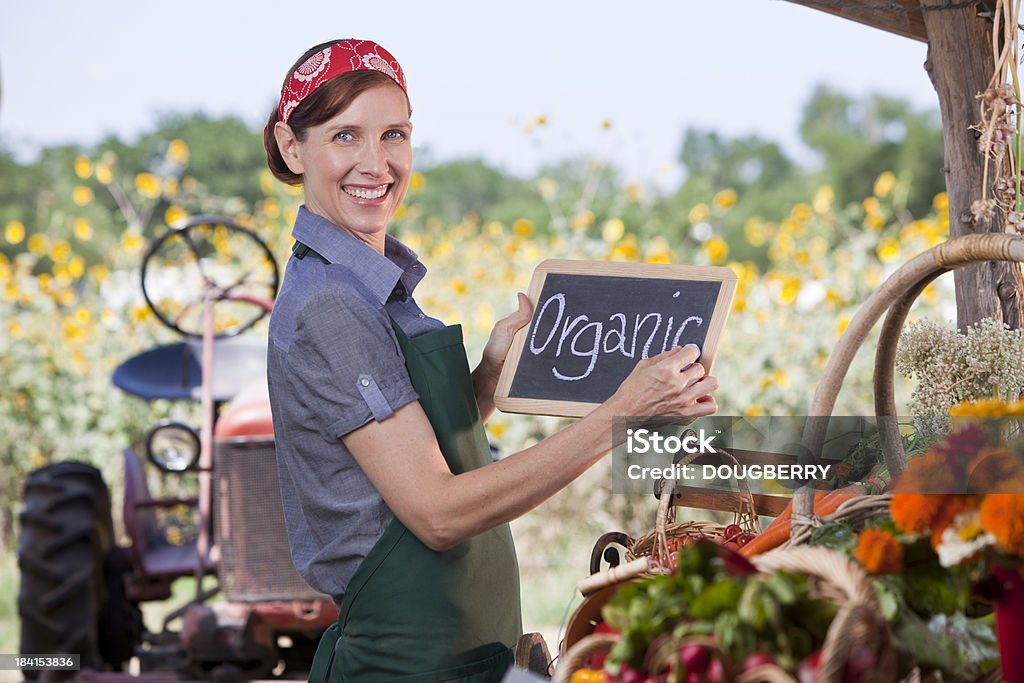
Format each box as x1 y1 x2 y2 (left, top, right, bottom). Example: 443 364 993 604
528 290 705 381
499 265 733 414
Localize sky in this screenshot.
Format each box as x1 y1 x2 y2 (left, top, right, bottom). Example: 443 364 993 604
0 1 938 185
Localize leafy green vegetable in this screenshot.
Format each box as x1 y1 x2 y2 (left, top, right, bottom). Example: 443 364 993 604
809 520 858 552
602 542 834 670
893 611 999 679
691 579 743 621
872 576 902 621
903 564 971 616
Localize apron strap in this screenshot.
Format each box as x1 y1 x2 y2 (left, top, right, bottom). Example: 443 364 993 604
292 241 384 313
293 240 330 263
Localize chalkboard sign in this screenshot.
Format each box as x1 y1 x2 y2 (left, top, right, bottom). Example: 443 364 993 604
494 260 737 417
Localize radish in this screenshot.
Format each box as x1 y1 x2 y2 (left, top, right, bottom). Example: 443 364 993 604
797 650 823 683
706 658 726 682
588 622 619 669
843 644 876 682
678 644 711 674
619 666 646 683
741 652 776 671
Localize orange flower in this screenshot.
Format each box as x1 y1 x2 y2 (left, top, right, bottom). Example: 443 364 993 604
855 528 904 575
890 493 945 535
980 494 1024 557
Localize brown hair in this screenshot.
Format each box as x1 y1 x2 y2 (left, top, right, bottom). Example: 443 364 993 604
264 41 411 186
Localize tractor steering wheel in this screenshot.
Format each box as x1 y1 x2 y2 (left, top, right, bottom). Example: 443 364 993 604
141 216 279 338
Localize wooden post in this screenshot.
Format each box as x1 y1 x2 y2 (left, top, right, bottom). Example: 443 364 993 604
921 1 1024 330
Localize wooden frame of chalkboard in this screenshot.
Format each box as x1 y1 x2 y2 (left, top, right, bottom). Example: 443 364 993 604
494 259 737 417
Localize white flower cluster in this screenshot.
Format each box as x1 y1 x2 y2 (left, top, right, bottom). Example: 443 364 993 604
895 317 1024 417
936 510 996 568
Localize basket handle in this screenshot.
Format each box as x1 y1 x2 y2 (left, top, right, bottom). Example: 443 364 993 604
653 444 762 566
870 274 941 474
792 233 1024 535
579 447 762 593
752 546 897 682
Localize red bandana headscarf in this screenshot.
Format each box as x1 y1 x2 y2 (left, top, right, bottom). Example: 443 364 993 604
277 39 407 124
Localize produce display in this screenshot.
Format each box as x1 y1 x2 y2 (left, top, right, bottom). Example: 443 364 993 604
555 231 1024 683
566 542 876 683
560 434 1016 683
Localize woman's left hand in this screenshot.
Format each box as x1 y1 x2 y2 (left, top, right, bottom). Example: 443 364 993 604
479 292 533 383
473 292 533 420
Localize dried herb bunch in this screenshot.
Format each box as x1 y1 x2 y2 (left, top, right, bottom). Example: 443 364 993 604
895 317 1024 416
971 0 1024 229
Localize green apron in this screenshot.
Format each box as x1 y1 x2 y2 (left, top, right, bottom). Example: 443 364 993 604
307 315 523 682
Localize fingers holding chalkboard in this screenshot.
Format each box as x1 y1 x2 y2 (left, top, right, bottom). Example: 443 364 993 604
610 343 719 419
657 344 703 374
653 344 708 391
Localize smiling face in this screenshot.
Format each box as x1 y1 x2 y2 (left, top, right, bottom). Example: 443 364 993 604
277 81 412 251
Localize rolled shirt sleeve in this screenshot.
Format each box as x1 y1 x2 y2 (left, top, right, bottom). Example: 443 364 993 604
285 285 419 440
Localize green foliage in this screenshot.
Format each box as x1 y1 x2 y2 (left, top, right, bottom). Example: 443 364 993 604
0 144 49 226
602 543 834 672
800 86 945 216
876 536 974 617
415 159 542 227
129 113 265 204
809 520 859 552
0 112 267 269
672 129 806 240
0 553 16 664
893 612 999 679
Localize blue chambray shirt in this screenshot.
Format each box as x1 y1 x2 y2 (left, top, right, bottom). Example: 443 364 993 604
267 206 445 599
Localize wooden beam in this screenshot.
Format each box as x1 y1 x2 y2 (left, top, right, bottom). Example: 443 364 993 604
785 1 999 43
785 0 928 41
670 487 792 517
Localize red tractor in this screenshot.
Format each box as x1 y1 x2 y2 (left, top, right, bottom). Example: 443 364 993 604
17 218 337 680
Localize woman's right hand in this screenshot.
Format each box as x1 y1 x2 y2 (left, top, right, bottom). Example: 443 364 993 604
607 344 719 419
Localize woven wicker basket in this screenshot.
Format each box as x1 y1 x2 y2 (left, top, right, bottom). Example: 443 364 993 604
554 546 898 683
576 448 761 598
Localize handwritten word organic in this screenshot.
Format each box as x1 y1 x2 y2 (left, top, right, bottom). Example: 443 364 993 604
528 291 704 381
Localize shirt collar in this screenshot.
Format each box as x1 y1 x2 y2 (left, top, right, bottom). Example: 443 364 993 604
291 205 426 304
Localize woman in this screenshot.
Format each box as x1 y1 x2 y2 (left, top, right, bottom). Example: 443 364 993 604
264 39 719 682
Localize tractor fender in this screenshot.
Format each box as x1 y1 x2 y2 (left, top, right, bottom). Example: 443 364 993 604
215 378 274 440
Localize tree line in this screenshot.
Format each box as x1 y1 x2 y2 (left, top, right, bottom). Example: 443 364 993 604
0 85 945 269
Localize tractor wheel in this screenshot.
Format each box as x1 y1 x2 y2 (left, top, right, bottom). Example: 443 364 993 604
18 461 138 678
99 547 144 668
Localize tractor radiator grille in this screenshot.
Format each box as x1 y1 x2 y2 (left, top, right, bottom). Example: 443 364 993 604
214 439 327 602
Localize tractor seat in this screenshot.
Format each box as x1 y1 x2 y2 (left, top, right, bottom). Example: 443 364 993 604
113 336 268 403
122 447 215 579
